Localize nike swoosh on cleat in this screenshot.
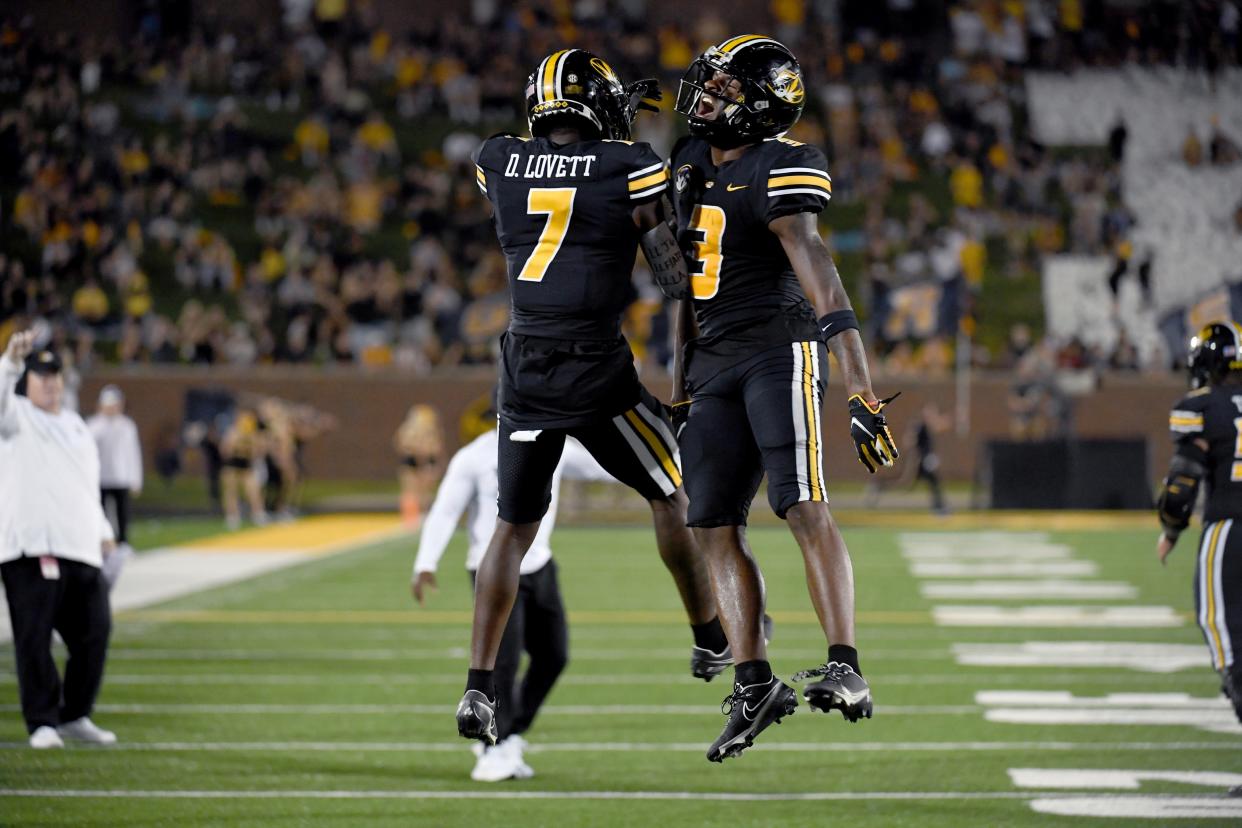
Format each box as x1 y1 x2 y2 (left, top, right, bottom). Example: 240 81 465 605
834 687 871 706
850 417 874 438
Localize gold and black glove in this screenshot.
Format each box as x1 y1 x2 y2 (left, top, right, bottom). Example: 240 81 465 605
665 401 691 441
848 393 900 473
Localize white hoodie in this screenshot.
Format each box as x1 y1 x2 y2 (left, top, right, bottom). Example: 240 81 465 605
0 361 114 567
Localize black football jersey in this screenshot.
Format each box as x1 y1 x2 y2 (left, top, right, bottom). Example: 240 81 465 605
669 135 829 385
1169 385 1242 523
474 134 668 341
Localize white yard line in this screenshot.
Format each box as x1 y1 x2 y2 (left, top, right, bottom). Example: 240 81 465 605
954 642 1210 673
923 580 1138 600
69 647 950 662
0 740 1235 753
1029 796 1242 819
911 561 1098 578
0 702 981 716
933 605 1184 628
0 789 1226 803
0 672 1206 687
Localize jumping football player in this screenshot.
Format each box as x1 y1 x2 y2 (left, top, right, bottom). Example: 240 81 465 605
1157 321 1242 725
456 50 723 744
670 35 899 761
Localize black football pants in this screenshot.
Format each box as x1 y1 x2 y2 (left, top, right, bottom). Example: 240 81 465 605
1 556 112 734
1195 518 1242 672
101 488 130 544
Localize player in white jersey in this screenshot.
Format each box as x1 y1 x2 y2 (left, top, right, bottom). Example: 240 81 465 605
412 427 611 781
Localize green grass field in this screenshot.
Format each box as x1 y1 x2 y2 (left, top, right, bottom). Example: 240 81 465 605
1 520 1239 826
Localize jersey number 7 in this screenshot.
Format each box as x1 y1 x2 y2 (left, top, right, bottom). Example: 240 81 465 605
686 205 726 300
518 188 577 282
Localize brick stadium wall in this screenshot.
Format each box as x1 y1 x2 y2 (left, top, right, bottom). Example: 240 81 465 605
80 368 1185 486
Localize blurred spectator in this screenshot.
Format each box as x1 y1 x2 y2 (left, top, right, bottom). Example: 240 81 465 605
1210 116 1241 166
87 385 142 587
0 1 1236 379
1108 116 1127 164
1183 126 1204 167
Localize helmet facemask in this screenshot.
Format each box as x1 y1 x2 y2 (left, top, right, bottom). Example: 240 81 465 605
675 53 767 148
675 38 805 149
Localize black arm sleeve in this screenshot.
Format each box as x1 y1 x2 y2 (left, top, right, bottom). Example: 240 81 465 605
1157 441 1208 537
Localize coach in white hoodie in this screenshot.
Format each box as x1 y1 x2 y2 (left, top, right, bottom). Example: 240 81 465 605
0 330 118 749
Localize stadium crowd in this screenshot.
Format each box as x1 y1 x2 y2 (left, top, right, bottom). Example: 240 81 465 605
0 1 1239 376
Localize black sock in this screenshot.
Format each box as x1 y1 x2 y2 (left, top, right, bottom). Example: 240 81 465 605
466 668 495 699
734 659 773 687
828 644 860 676
691 616 729 653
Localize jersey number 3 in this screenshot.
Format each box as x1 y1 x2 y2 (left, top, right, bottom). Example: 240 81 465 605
1233 416 1242 482
518 188 576 282
686 205 726 300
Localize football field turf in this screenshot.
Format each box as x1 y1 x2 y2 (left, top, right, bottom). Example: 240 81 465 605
2 519 1240 826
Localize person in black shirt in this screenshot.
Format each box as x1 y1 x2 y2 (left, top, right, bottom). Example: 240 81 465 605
670 35 899 761
1158 321 1242 726
912 401 950 516
456 50 721 746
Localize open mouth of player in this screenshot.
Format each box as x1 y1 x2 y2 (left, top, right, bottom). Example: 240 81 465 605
696 92 721 120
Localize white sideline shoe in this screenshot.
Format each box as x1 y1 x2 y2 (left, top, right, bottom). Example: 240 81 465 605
503 735 534 779
470 742 520 782
58 717 117 744
29 726 63 749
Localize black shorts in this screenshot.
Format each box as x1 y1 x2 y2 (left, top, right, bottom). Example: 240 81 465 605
223 457 250 470
1195 518 1242 671
497 385 682 524
680 340 828 527
498 332 642 430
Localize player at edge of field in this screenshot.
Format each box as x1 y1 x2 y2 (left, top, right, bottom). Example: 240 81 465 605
1157 322 1242 756
669 35 900 761
455 50 728 744
413 423 613 781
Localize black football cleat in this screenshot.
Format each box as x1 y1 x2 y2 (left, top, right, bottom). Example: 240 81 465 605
690 614 776 682
706 675 797 763
1223 668 1242 724
455 690 498 745
793 661 873 722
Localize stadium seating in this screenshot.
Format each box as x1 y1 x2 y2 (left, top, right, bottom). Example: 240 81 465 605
1030 68 1242 355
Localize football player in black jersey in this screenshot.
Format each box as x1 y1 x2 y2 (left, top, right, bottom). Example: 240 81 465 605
456 50 724 745
1158 321 1242 725
670 35 899 762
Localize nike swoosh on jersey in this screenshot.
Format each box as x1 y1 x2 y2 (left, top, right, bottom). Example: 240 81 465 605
850 417 874 438
726 183 749 192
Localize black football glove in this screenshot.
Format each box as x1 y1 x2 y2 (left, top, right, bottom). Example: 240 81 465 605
848 392 901 473
665 401 691 441
625 79 663 116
